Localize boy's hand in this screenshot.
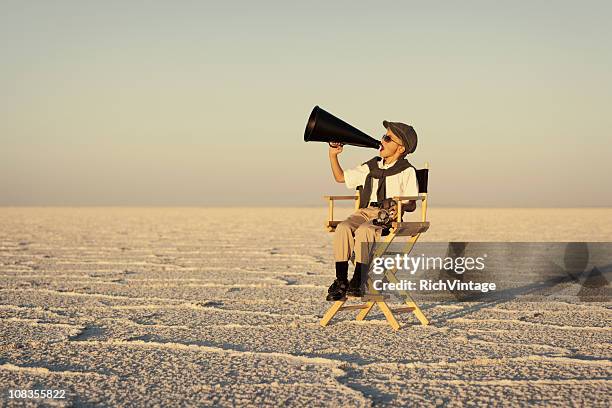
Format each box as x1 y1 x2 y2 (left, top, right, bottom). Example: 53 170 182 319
328 142 344 156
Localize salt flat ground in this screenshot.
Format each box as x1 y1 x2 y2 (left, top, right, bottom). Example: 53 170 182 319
0 207 611 407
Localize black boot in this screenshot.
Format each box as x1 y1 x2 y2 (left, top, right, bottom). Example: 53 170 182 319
347 262 367 297
326 261 349 301
328 261 348 293
326 280 348 301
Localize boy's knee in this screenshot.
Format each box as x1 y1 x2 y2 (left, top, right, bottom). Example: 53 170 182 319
335 221 352 234
355 225 376 240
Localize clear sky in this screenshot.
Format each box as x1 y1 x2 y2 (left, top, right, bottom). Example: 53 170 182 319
1 1 610 206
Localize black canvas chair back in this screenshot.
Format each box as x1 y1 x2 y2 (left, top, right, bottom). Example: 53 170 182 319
416 168 428 194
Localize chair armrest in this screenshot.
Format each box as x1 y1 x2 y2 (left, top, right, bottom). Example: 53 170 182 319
391 196 425 220
324 194 359 230
392 195 426 201
323 195 358 200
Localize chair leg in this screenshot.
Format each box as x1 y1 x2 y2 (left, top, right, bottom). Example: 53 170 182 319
376 301 401 330
405 299 429 325
383 255 430 326
371 233 396 259
355 301 375 321
385 280 430 326
320 300 346 327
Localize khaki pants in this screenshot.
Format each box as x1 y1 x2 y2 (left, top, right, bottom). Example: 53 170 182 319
333 207 383 264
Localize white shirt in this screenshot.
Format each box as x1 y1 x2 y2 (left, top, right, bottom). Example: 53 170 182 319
344 159 419 204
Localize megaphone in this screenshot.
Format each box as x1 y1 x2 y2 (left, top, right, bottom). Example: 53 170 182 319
304 106 381 150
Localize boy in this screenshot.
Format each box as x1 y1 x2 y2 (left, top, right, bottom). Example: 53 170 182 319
326 120 419 301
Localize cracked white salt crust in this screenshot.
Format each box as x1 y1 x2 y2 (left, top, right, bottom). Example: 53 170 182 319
0 207 611 407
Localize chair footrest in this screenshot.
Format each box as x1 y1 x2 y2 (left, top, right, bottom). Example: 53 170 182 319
361 294 388 301
392 306 416 313
342 294 388 301
339 304 371 311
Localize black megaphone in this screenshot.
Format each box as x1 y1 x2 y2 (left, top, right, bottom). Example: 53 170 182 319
304 106 381 149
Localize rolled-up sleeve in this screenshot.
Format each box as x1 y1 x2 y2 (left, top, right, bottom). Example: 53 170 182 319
401 167 419 198
344 164 369 190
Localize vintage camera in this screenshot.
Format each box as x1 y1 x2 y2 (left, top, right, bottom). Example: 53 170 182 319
373 199 398 228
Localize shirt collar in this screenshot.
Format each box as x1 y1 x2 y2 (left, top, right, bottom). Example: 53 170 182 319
379 158 398 169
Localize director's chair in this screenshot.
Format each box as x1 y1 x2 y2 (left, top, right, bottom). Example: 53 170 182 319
320 163 431 330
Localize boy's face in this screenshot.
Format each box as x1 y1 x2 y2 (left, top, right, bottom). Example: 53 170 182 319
379 129 405 159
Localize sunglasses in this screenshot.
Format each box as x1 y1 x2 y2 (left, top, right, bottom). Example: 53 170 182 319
382 135 403 146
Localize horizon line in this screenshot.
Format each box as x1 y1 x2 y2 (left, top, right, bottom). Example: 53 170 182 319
1 205 611 209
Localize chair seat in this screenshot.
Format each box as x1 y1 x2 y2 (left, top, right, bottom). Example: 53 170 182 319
327 221 429 236
391 221 430 236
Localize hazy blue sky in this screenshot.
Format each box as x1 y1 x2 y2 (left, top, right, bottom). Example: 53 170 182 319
1 1 610 206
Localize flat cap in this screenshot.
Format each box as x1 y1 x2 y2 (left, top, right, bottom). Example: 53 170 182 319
383 120 418 154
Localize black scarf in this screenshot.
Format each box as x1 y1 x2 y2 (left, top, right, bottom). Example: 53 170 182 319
358 157 413 208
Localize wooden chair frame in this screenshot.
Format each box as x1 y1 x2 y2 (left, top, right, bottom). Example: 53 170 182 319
320 163 430 330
